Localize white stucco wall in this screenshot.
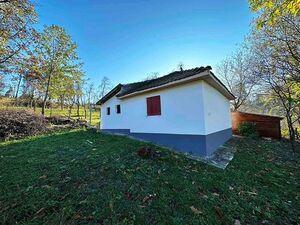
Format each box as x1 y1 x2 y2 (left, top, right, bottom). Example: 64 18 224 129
202 81 232 134
100 80 231 135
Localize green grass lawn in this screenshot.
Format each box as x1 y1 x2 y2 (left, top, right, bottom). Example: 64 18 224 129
0 130 299 225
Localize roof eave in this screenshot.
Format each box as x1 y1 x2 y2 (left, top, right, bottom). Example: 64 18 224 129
234 111 284 120
206 71 235 100
96 84 122 105
118 71 235 101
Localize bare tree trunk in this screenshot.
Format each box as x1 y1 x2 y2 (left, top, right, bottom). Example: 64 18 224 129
60 95 64 110
77 106 80 119
68 104 73 119
82 96 87 119
47 97 51 109
29 89 34 109
286 114 296 153
68 98 74 119
14 74 22 106
76 99 80 119
33 99 36 112
89 103 92 125
42 73 51 115
50 102 53 117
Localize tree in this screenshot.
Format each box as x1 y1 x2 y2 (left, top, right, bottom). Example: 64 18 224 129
241 92 284 115
22 55 44 110
97 76 112 100
217 48 259 111
86 83 95 123
34 25 83 115
248 0 300 28
257 15 300 84
250 15 300 151
74 78 84 118
144 72 159 81
57 75 74 110
0 0 37 68
11 45 41 105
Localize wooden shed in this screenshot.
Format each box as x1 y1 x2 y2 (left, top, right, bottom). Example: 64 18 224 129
231 111 283 140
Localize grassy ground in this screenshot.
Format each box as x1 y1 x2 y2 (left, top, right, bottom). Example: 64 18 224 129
0 130 299 225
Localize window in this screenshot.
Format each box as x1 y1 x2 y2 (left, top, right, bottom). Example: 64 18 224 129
146 95 161 116
116 105 121 114
107 107 110 115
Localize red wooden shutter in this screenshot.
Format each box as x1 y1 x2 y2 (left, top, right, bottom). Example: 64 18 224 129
146 97 151 115
147 95 161 116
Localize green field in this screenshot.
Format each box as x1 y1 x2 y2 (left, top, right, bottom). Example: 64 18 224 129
0 130 299 224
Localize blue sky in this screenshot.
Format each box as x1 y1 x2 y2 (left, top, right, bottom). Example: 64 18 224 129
36 0 253 87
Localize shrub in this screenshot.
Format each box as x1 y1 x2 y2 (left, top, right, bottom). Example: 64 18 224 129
0 110 49 140
238 122 259 138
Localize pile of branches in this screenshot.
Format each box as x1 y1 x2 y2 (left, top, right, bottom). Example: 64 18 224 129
45 116 75 125
0 110 49 140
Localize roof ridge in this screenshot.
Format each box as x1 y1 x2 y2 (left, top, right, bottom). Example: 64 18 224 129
122 66 211 86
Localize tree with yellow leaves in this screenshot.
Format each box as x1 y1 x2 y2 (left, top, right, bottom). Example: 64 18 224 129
250 15 300 151
248 0 300 28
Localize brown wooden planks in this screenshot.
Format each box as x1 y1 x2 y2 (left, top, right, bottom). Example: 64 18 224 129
231 111 282 140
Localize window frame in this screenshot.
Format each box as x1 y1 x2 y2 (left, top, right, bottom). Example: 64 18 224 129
146 95 161 116
106 107 110 115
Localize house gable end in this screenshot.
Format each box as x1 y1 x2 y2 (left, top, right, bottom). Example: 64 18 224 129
96 84 122 105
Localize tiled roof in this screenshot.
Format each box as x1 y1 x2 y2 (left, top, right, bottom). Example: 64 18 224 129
97 66 234 104
116 66 212 97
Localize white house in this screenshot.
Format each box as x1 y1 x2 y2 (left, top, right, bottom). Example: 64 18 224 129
97 66 235 156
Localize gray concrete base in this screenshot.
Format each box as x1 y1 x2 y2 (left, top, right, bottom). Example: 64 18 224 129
100 128 232 156
205 128 233 155
188 139 236 169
